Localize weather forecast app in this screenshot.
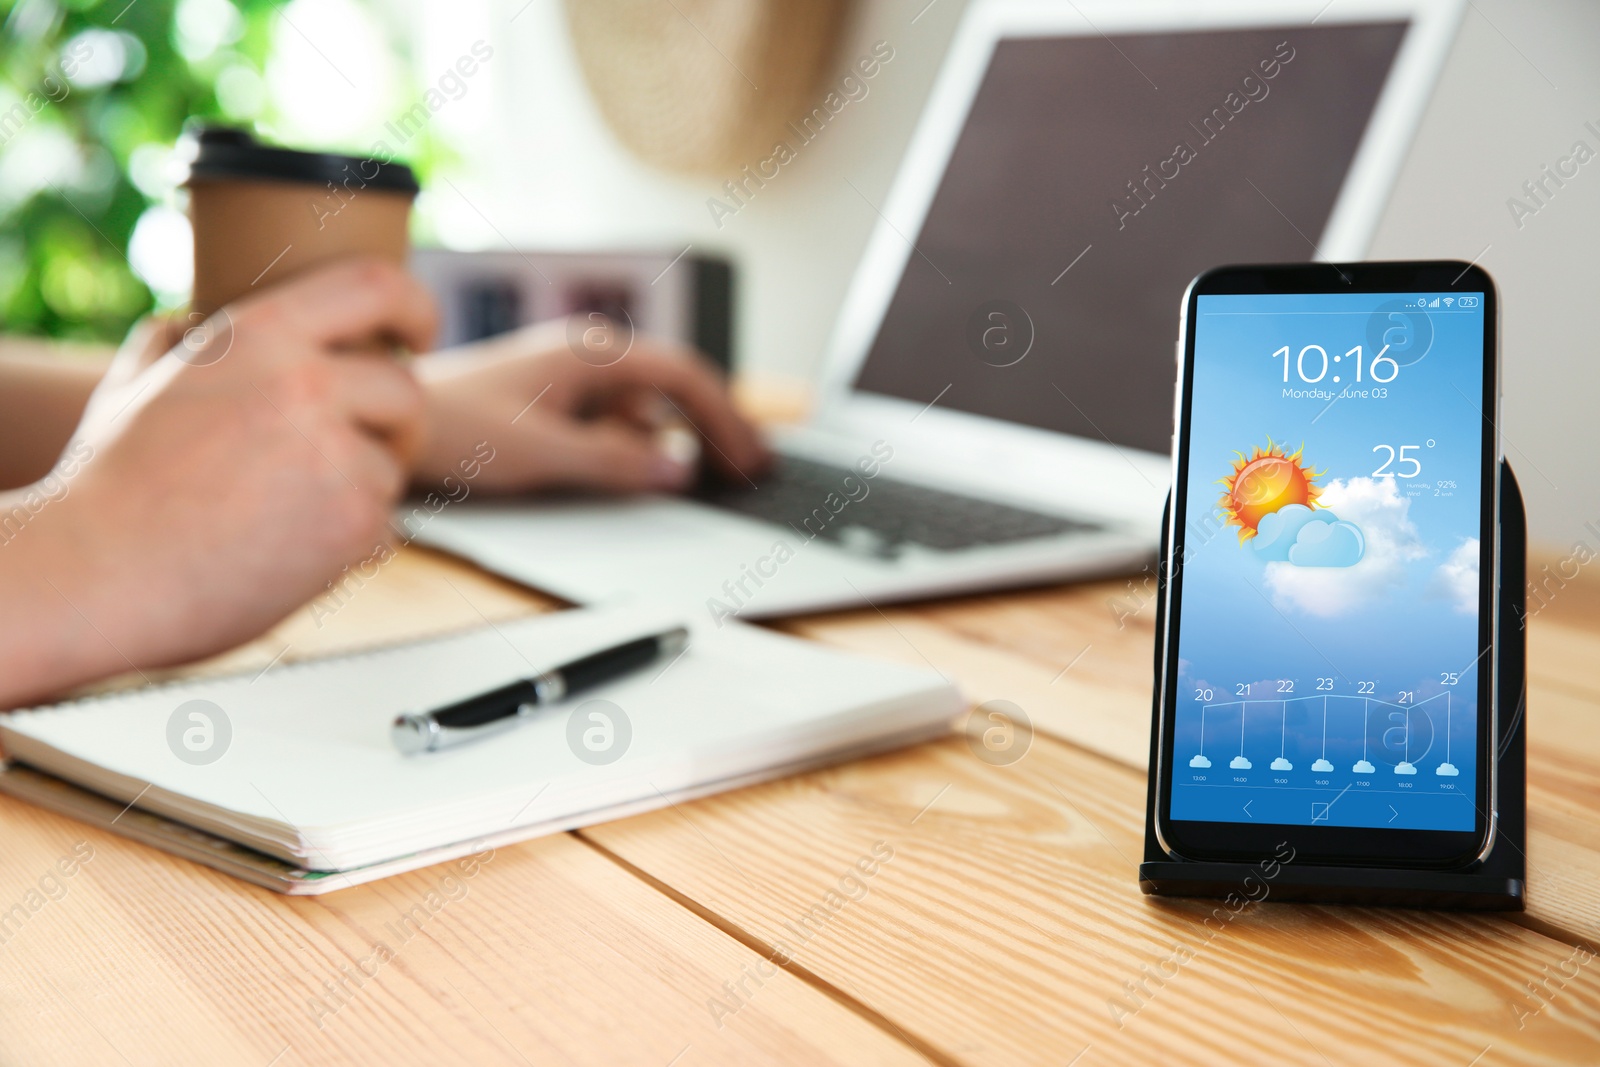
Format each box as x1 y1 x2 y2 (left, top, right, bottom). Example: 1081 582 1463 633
1170 291 1487 832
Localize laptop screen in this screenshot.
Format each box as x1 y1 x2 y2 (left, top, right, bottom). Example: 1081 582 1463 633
851 22 1409 456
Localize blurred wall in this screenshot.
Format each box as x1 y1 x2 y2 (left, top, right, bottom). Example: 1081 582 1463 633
440 0 962 393
454 0 1598 551
1367 0 1600 556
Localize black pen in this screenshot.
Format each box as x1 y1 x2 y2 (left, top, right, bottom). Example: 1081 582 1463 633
392 626 689 755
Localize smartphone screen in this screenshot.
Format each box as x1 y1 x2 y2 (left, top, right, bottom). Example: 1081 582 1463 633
1160 265 1497 865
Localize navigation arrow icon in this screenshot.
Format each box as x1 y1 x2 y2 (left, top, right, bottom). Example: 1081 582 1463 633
1388 805 1399 823
1243 800 1254 819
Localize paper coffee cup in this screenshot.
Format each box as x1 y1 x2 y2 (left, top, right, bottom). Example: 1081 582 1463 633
183 127 419 316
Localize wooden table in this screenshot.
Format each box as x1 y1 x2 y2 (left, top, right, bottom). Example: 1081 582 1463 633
2 539 1598 1066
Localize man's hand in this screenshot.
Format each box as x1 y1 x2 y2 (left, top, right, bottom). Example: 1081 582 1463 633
0 259 435 706
411 320 769 494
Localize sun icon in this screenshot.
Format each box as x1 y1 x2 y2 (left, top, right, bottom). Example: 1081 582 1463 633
1218 439 1324 542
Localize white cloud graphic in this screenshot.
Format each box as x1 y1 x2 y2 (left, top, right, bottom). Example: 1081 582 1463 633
1253 504 1327 561
1263 477 1426 617
1433 537 1480 615
1287 518 1365 567
1253 503 1365 567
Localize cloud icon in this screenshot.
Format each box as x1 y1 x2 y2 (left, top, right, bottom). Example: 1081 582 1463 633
1252 504 1327 561
1288 519 1365 567
1265 477 1425 617
1252 504 1364 567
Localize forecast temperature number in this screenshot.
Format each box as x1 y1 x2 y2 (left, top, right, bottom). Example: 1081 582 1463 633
1191 673 1462 702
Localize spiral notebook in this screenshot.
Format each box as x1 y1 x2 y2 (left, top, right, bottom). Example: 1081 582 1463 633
0 606 963 894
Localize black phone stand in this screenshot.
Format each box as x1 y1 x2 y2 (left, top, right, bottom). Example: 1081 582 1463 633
1138 461 1526 910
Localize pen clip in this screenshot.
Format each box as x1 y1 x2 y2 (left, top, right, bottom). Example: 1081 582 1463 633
531 672 565 704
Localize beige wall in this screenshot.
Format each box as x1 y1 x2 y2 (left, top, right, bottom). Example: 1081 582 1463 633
470 0 1599 550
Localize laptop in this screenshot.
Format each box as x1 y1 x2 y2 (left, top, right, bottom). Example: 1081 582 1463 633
410 0 1465 621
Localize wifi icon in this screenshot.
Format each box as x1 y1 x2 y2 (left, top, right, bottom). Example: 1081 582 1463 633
1443 297 1455 307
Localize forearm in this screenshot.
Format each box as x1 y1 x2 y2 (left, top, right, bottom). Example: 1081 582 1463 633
0 350 108 489
0 489 119 709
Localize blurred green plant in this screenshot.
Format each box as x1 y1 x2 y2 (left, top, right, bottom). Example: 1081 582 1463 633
0 0 284 341
0 0 447 344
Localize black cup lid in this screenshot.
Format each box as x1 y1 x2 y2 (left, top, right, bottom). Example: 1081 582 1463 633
181 126 419 194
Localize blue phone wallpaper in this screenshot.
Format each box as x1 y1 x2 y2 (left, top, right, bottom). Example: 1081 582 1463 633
1169 291 1488 832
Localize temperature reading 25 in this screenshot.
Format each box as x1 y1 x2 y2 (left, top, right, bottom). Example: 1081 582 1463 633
1271 344 1399 384
1372 443 1423 478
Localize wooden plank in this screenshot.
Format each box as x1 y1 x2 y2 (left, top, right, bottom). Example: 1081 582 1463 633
1528 619 1600 703
780 577 1600 945
774 576 1159 770
1522 685 1600 939
158 540 1598 949
0 798 932 1066
584 733 1600 1067
0 545 932 1064
8 512 1596 1065
1523 552 1600 638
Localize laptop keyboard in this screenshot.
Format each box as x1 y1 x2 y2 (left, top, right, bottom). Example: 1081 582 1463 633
692 455 1099 555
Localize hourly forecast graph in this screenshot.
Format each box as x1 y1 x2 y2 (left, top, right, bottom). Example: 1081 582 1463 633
1174 681 1474 829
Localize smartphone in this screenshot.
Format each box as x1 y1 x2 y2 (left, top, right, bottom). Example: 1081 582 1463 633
1155 262 1500 868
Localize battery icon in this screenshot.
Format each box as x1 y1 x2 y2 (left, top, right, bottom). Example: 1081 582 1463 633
1458 295 1479 308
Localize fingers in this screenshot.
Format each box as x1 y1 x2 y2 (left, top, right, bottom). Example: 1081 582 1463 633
333 431 411 505
327 354 426 464
411 321 767 494
534 419 693 493
239 258 440 353
570 341 769 479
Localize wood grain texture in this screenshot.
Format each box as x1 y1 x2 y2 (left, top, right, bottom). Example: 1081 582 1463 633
2 524 1596 1066
1528 620 1600 706
0 797 931 1066
778 574 1600 948
585 734 1600 1067
774 575 1160 770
